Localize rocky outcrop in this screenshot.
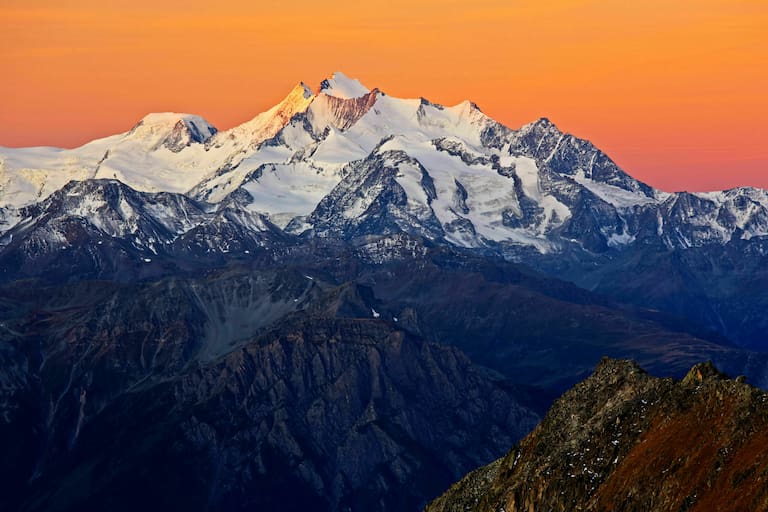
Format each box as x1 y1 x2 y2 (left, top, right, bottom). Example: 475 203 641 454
427 358 768 512
308 150 446 241
309 89 380 132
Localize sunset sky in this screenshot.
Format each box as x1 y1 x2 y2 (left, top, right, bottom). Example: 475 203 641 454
1 0 766 191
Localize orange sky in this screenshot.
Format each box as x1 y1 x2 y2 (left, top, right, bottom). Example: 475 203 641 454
1 0 766 191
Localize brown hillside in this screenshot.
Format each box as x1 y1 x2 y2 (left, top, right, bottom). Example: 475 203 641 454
427 358 768 512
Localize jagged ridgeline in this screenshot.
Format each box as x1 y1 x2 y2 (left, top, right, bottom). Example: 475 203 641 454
2 73 768 348
1 73 768 511
428 359 768 512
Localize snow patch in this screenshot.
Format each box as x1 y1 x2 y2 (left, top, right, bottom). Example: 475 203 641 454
240 162 341 228
574 170 656 208
607 232 636 247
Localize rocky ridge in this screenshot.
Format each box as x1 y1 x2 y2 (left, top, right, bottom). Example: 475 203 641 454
427 358 768 512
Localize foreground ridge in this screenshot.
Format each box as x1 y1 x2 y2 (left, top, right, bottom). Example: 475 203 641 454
427 358 768 512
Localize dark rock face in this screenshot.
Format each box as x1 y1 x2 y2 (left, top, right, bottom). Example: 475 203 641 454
428 358 768 512
0 267 547 512
308 150 446 241
162 118 218 152
541 238 768 350
309 89 381 132
2 235 768 511
6 250 766 511
508 118 653 196
354 256 753 392
8 317 539 512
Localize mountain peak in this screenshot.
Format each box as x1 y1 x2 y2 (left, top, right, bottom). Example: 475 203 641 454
260 81 316 116
522 116 561 134
276 81 316 114
225 82 315 145
290 81 314 101
127 113 217 148
319 72 370 99
456 99 482 112
130 113 216 137
593 356 646 378
682 361 728 385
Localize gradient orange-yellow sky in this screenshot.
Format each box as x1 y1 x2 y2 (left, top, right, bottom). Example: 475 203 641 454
1 0 766 191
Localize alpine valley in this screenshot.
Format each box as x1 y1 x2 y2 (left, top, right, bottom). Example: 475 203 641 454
1 73 767 511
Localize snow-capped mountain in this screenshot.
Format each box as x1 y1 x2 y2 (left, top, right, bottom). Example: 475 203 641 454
2 72 768 347
2 71 766 257
0 179 292 282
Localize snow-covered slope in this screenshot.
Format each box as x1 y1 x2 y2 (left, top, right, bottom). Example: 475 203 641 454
319 71 370 99
0 84 313 210
1 71 767 254
0 113 221 207
91 113 222 193
0 135 118 208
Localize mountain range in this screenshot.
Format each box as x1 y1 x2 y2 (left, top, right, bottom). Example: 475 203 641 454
1 72 767 510
2 72 767 347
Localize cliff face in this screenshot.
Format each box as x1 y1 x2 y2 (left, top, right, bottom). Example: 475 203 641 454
7 314 539 512
428 358 768 512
